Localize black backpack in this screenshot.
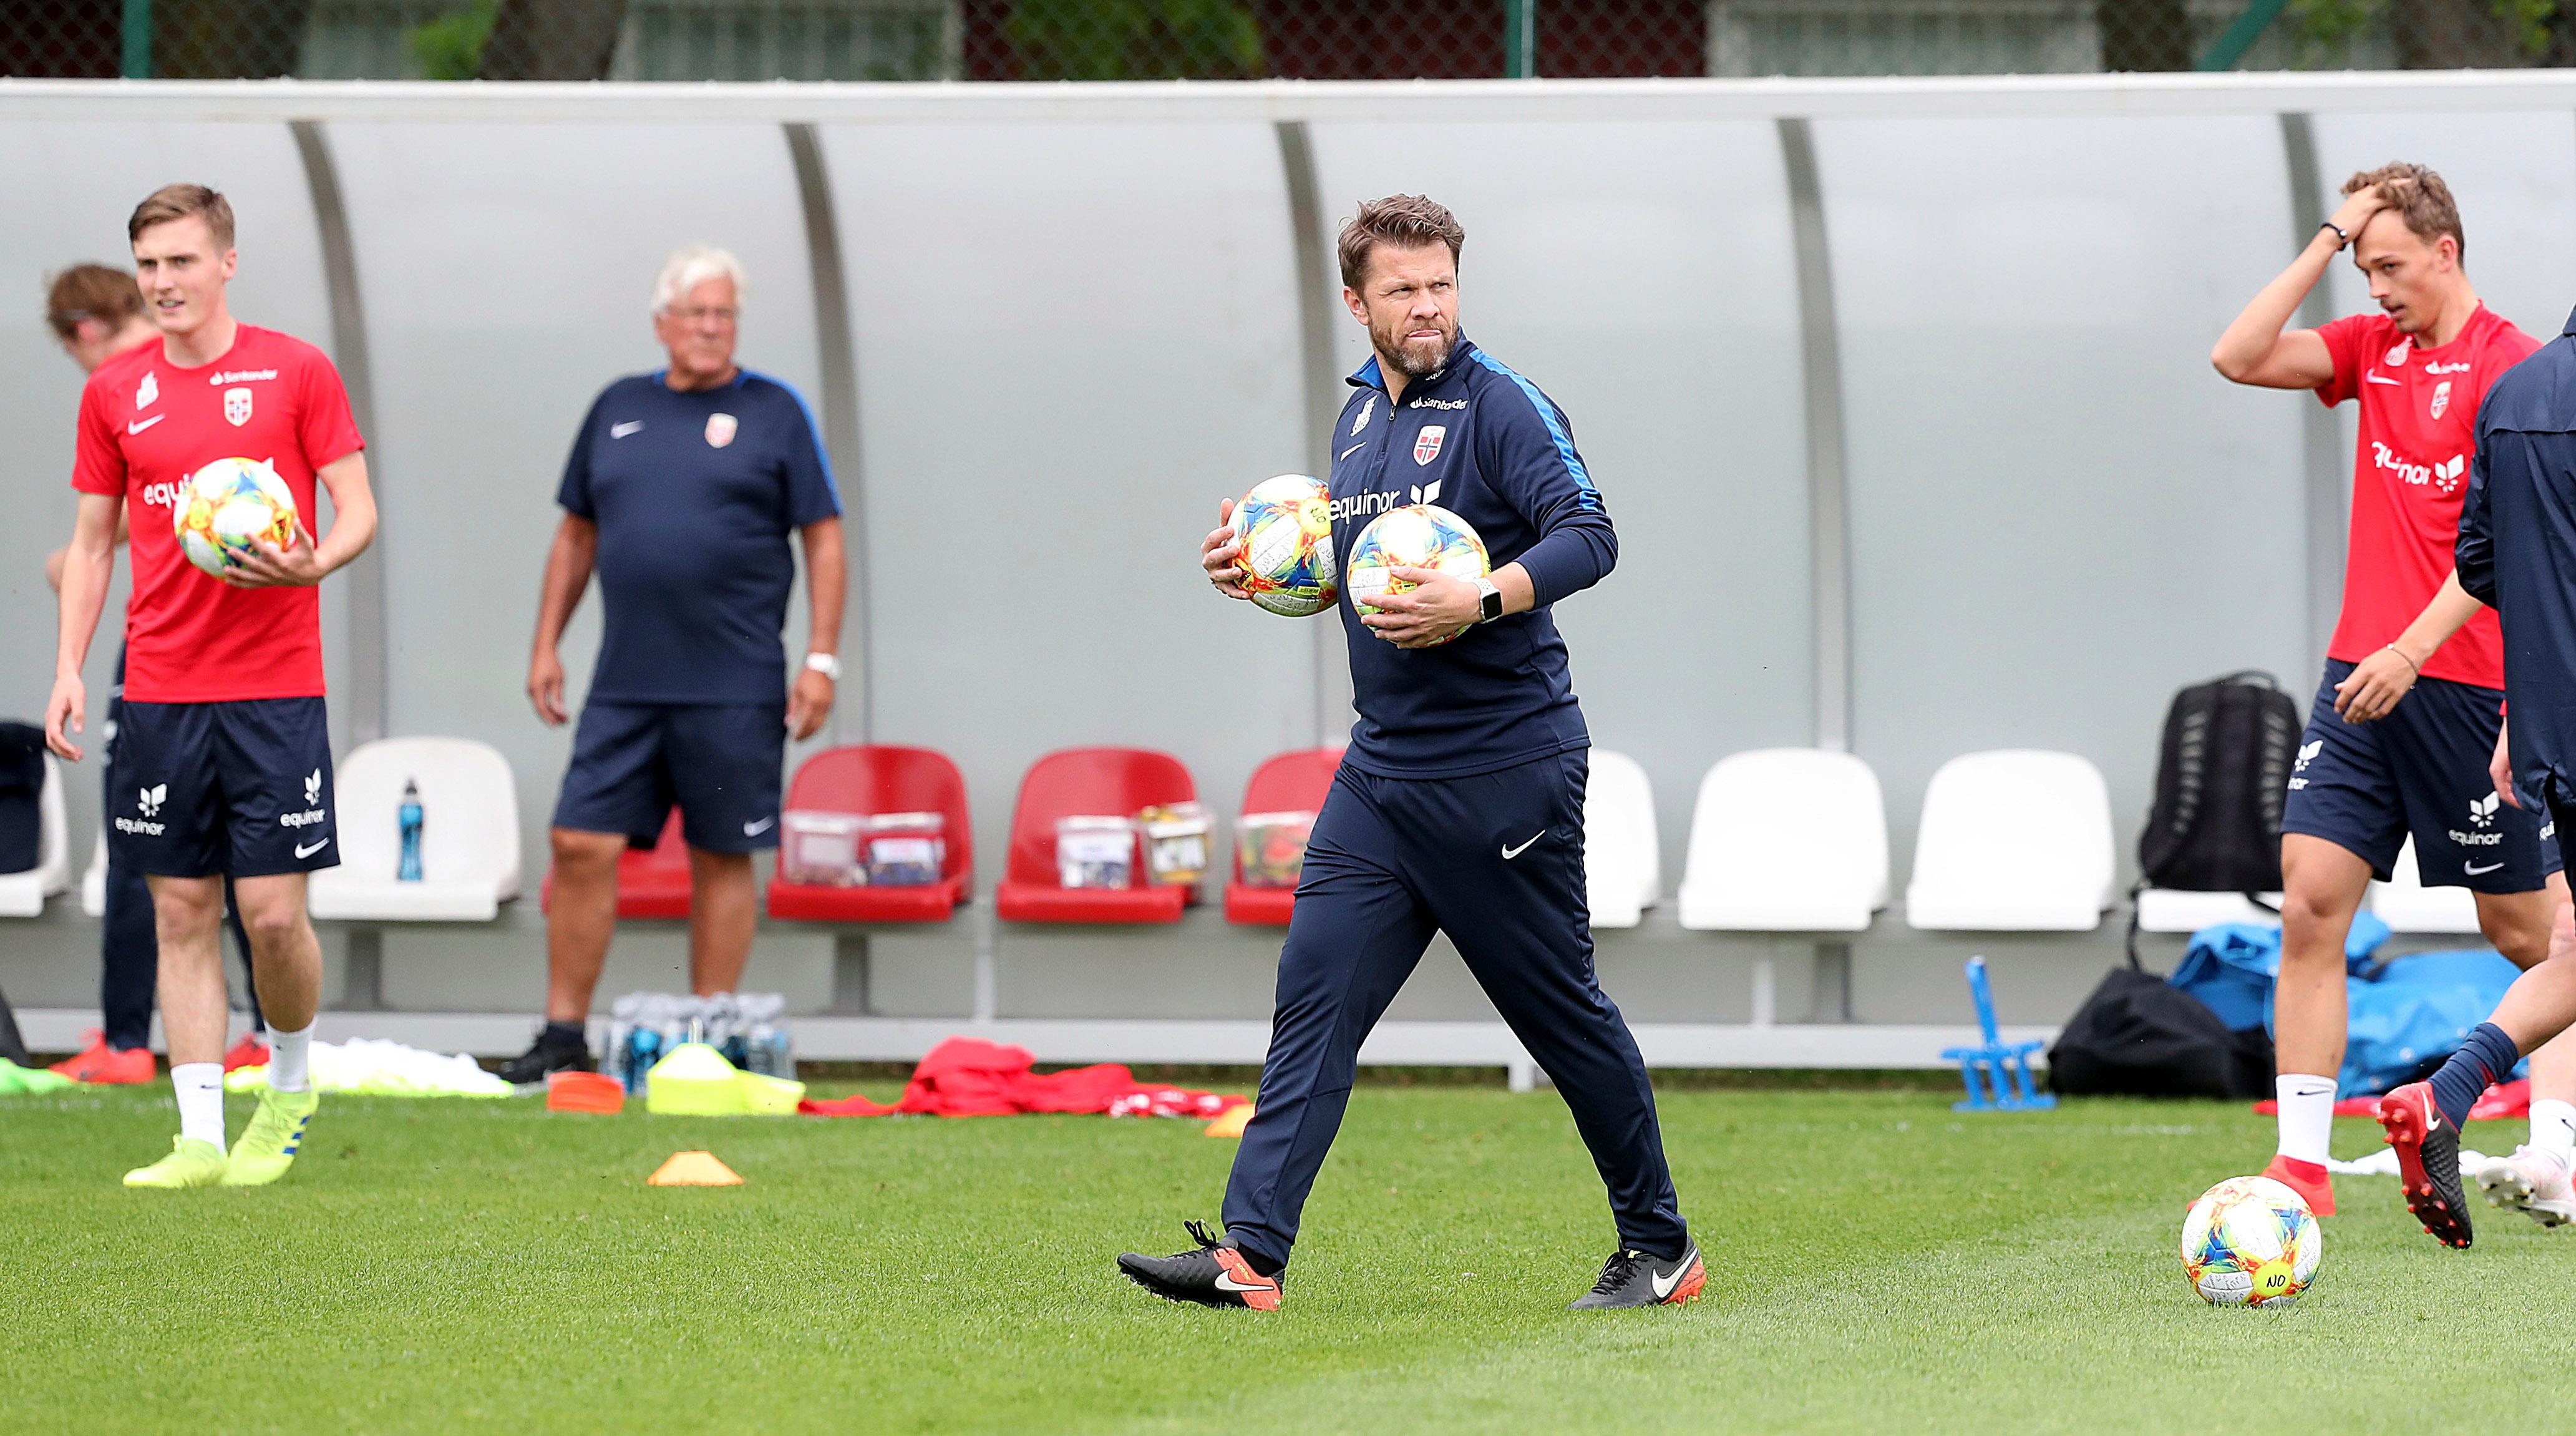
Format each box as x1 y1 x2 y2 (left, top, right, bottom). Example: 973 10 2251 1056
2048 965 2277 1100
0 723 43 877
2136 671 2302 894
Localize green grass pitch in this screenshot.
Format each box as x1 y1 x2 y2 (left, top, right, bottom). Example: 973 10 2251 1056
5 1080 2570 1434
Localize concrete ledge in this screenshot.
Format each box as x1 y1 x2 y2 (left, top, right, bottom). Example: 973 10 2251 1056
18 1007 2054 1073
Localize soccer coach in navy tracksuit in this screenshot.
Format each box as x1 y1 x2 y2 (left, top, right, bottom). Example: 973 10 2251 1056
2400 305 2576 1234
1119 195 1700 1312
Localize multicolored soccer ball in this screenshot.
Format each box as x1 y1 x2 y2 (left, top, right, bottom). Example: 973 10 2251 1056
2180 1175 2322 1307
1344 504 1489 645
173 457 299 579
1231 474 1338 617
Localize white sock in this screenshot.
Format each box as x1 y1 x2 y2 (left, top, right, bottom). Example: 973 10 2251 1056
266 1022 314 1094
2275 1074 2338 1166
173 1063 226 1153
2533 1099 2576 1164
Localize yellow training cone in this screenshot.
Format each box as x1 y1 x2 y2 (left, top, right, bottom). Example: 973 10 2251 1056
1205 1103 1254 1139
648 1150 744 1186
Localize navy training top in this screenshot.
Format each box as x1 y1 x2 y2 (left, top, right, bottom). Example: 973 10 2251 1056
2456 305 2576 809
558 370 842 705
1326 334 1617 778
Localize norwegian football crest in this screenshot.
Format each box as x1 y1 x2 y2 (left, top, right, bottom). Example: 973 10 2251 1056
223 386 253 426
706 413 737 449
2431 380 2452 419
136 371 158 410
1412 426 1446 466
1351 395 1374 435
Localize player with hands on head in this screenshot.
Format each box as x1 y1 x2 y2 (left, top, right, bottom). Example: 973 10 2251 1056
1138 195 1698 1312
2211 162 2571 1223
49 185 377 1189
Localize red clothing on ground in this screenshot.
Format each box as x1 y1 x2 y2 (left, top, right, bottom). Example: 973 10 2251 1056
2315 305 2539 689
71 324 363 703
799 1037 1245 1118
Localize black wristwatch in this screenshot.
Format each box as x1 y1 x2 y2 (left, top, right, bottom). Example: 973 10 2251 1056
1474 575 1504 623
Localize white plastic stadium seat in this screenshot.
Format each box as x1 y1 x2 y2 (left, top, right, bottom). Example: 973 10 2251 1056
2134 888 2283 933
2367 836 2480 934
1678 749 1888 932
308 738 520 922
81 831 107 917
1582 750 1660 929
0 756 73 918
1905 750 2114 932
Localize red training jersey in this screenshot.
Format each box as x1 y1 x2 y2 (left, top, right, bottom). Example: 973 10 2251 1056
2315 305 2538 689
71 324 363 703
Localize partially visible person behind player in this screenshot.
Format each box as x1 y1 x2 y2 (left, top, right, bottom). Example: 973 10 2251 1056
497 245 845 1085
46 185 377 1188
2381 298 2576 1246
39 263 267 1087
2211 162 2570 1218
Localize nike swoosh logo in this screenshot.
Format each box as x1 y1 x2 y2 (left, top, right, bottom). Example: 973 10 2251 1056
2365 373 2402 385
1501 831 1545 860
127 415 165 434
2467 861 2505 875
1338 442 1366 461
1651 1254 1693 1299
1212 1271 1271 1292
293 838 329 859
611 421 644 438
743 816 776 836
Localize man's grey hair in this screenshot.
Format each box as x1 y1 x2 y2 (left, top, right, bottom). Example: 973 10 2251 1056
653 244 746 315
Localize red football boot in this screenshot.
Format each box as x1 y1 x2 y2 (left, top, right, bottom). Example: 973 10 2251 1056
2378 1081 2473 1249
2260 1153 2336 1216
221 1033 272 1073
49 1032 155 1085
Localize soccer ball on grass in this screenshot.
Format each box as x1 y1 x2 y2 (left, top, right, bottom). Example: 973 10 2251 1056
1344 504 1489 647
2180 1175 2321 1307
174 456 299 579
1230 474 1339 617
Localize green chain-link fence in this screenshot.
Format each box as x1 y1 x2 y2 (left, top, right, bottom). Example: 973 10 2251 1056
4 1 2572 81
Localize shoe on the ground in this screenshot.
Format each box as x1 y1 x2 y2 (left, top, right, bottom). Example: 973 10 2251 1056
1116 1221 1283 1310
497 1035 593 1087
2377 1082 2473 1249
220 1087 318 1188
2476 1144 2576 1228
50 1032 154 1085
1569 1241 1706 1309
221 1033 271 1073
2260 1153 2336 1217
123 1136 229 1189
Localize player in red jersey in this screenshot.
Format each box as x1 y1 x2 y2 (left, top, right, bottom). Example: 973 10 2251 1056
2214 163 2575 1223
46 185 378 1189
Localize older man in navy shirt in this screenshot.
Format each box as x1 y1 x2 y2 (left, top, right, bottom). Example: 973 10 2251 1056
500 245 845 1085
2378 305 2576 1245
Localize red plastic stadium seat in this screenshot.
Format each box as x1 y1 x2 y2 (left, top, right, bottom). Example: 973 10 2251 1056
766 745 973 923
994 748 1197 924
541 809 693 920
1224 748 1343 926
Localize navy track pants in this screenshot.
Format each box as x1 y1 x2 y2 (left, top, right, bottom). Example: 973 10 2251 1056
1220 748 1688 1268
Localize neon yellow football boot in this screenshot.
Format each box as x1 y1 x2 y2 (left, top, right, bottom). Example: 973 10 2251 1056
219 1087 319 1188
123 1136 230 1189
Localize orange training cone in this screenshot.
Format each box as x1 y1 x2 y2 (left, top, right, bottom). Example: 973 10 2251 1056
1205 1103 1254 1139
648 1151 744 1186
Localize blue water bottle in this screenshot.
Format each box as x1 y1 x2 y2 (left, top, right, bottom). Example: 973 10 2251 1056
397 778 424 882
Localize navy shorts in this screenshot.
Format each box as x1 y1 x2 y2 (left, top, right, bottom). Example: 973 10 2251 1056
552 701 785 852
109 697 338 879
2283 659 2547 892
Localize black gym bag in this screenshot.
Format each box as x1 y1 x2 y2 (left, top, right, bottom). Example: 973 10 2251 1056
2124 671 2303 963
2048 964 2276 1100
